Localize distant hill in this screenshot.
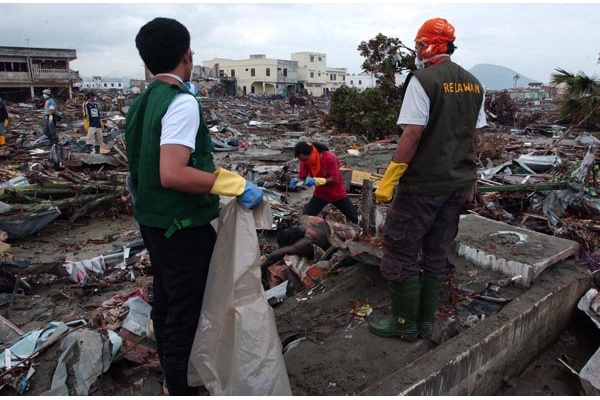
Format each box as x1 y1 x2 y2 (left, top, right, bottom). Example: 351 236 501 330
469 63 539 91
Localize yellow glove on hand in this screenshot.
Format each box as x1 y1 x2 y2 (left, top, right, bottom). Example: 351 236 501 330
83 120 89 131
375 162 408 204
3 119 7 128
209 167 246 196
314 177 326 186
101 121 105 129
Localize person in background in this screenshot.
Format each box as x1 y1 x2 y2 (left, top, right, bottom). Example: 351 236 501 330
42 104 58 145
290 141 359 224
41 88 59 144
126 17 263 395
42 88 56 116
369 17 487 342
0 97 8 137
82 91 103 153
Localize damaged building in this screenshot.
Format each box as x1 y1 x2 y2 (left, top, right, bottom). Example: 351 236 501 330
0 46 82 101
202 52 348 97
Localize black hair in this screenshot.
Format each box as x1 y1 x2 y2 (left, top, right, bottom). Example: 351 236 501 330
447 42 456 55
294 141 329 158
277 226 306 248
86 91 95 99
135 17 190 75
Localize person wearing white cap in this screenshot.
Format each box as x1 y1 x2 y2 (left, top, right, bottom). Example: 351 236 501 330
42 88 56 116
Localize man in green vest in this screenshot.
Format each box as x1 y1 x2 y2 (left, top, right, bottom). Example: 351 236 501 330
126 17 263 395
369 17 487 341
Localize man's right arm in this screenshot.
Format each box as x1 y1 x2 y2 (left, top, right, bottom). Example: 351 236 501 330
159 94 217 193
159 144 217 193
159 95 262 209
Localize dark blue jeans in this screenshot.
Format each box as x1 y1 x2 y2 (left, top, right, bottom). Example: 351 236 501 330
303 195 359 224
140 223 216 395
379 186 470 282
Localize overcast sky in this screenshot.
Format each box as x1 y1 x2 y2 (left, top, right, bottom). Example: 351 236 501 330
1 2 599 83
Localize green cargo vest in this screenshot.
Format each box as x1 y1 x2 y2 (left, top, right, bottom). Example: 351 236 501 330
125 81 219 234
397 61 484 195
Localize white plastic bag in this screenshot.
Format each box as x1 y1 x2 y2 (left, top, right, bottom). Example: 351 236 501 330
188 198 292 395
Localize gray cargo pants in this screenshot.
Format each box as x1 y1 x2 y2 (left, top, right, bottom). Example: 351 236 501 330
379 186 471 282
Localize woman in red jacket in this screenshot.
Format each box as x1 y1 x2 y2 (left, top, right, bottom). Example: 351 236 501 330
292 141 359 223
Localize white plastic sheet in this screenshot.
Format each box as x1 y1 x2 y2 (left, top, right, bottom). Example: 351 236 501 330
63 255 106 286
188 198 292 396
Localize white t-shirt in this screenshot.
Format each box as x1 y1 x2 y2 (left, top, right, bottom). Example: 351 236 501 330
397 76 487 129
160 93 200 152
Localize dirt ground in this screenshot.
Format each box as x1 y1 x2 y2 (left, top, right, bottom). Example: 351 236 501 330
0 209 596 395
271 249 597 396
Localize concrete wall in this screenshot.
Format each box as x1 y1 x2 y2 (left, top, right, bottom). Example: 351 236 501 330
361 258 591 395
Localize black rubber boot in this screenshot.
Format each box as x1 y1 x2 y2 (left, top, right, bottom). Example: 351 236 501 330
94 145 100 154
417 273 446 339
369 276 420 341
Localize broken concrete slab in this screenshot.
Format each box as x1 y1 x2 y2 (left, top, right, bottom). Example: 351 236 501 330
580 345 600 396
455 214 580 286
72 152 121 167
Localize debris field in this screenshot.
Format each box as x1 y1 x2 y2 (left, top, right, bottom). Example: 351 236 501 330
0 89 599 395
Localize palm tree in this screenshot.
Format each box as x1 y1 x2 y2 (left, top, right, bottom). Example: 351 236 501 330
550 68 600 129
513 73 521 88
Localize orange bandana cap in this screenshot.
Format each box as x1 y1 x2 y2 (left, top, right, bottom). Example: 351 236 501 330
415 18 456 59
305 142 321 177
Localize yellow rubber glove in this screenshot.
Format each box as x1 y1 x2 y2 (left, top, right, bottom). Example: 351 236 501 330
209 167 246 196
314 177 326 186
83 120 89 131
375 162 408 204
101 121 105 129
3 119 7 128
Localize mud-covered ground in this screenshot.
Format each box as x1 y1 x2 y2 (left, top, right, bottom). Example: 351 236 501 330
1 133 599 395
0 210 597 396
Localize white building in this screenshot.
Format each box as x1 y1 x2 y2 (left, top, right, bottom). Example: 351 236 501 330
325 67 347 96
76 76 124 91
202 52 356 98
202 54 298 97
345 73 377 91
291 52 329 97
345 73 408 91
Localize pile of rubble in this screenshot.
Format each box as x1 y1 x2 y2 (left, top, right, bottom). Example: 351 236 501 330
0 90 599 395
